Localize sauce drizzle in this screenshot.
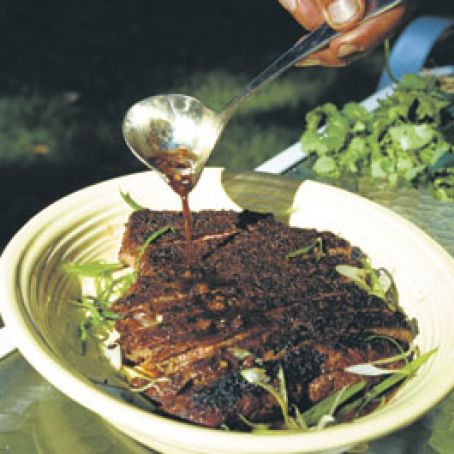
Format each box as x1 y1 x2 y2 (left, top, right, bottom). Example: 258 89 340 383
146 147 198 267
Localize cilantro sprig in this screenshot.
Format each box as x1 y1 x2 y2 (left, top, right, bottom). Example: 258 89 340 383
300 74 454 201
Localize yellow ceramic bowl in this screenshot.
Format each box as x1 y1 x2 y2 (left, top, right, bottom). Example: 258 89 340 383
2 168 454 454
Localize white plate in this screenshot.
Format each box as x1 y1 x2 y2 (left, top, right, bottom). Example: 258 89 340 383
1 168 454 454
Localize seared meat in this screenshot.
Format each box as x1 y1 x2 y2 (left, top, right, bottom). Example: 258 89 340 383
112 209 415 428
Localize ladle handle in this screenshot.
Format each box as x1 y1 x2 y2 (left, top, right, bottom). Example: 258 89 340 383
220 0 405 122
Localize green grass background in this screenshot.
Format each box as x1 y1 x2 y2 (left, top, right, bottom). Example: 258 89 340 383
0 0 452 246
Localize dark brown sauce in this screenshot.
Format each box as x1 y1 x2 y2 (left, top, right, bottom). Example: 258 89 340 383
146 147 198 267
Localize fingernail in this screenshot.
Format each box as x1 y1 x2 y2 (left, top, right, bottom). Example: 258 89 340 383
296 58 322 67
278 0 297 12
338 43 360 58
327 0 359 26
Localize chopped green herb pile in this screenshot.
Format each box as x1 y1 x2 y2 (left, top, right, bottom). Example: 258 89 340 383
300 74 454 201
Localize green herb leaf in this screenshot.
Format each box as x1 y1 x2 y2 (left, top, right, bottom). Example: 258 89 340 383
136 225 173 270
286 245 313 258
302 381 366 427
287 236 323 260
336 258 398 310
312 155 340 178
241 366 301 430
389 124 435 151
344 364 408 377
119 189 145 210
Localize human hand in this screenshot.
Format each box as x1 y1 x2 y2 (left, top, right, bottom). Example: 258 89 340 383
277 0 407 66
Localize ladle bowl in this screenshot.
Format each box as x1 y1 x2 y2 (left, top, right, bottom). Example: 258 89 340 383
122 94 222 188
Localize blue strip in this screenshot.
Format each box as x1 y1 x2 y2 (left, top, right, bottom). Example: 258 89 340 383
377 15 454 90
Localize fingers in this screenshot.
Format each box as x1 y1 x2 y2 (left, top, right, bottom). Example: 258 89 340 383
316 0 366 32
277 0 365 32
277 0 406 67
331 4 407 59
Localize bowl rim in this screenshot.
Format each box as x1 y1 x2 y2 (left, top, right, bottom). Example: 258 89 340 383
2 167 454 453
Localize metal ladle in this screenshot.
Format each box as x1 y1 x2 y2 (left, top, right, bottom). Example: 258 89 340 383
122 0 404 191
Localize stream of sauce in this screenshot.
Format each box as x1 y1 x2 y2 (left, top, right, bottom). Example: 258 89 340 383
146 147 198 267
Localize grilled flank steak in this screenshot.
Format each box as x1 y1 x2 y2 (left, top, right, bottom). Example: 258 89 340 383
112 209 415 428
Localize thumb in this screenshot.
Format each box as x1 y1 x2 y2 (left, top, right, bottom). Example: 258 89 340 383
316 0 365 31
